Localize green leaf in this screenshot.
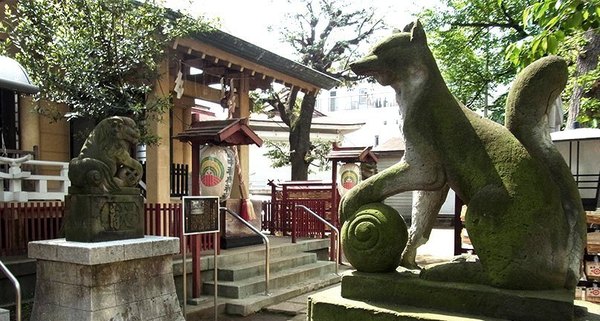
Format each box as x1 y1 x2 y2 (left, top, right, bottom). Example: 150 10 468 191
536 2 550 20
523 7 532 26
531 37 541 54
554 29 565 41
545 15 560 29
547 34 558 53
541 36 548 52
565 11 584 28
568 0 582 10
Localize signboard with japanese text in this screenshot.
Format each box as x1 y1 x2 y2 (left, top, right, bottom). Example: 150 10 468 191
182 196 220 235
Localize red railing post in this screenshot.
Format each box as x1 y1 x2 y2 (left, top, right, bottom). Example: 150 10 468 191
143 203 149 235
0 203 6 256
191 235 201 297
42 202 48 241
17 203 25 253
291 204 297 243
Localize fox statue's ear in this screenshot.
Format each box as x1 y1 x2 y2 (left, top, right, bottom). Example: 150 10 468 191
402 20 427 43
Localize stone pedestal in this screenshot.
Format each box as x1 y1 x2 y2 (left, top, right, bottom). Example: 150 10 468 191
28 236 184 321
308 271 581 321
64 188 144 242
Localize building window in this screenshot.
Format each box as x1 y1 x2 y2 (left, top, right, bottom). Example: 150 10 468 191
0 89 19 153
374 135 379 146
375 98 382 108
329 91 337 112
358 88 368 106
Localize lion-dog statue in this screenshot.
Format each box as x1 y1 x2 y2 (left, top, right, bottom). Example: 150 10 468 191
341 20 586 290
68 116 143 193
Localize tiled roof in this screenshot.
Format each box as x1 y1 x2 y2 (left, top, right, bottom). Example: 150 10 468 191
174 118 263 146
190 29 340 90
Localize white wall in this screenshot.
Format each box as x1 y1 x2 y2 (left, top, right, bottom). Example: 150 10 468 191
554 139 600 200
315 85 401 147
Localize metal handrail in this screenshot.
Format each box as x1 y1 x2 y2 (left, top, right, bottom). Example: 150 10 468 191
294 205 339 275
0 259 21 321
220 207 270 295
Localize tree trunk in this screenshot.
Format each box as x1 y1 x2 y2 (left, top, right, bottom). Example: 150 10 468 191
567 29 600 129
289 93 316 181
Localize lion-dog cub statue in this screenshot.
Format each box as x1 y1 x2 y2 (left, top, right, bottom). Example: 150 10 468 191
341 20 586 290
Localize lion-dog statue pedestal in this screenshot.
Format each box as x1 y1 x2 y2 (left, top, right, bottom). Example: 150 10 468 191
307 22 594 321
28 117 184 321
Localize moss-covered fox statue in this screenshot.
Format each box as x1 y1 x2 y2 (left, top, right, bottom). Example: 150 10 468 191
341 20 586 290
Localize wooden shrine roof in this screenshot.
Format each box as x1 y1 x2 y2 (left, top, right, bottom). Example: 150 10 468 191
174 118 263 147
327 145 378 163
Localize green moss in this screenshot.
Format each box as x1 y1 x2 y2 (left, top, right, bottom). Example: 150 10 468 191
341 203 408 272
420 261 489 285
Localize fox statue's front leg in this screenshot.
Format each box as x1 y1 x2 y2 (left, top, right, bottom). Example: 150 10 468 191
400 186 450 269
339 152 446 272
339 147 446 223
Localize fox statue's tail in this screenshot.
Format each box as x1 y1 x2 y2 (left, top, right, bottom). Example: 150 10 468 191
504 56 586 288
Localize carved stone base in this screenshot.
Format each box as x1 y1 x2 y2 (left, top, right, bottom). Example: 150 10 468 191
64 188 143 242
308 271 582 321
28 236 184 321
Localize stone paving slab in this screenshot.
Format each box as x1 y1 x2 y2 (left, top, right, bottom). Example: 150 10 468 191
263 302 306 315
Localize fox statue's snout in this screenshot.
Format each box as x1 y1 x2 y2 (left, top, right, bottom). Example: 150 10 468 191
350 20 430 86
350 54 380 76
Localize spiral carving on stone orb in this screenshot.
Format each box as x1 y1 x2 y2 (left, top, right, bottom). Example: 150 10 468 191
342 203 408 272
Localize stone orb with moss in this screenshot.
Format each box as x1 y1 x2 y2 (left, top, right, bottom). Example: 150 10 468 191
342 202 408 272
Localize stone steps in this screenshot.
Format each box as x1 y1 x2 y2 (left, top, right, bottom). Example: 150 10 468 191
186 238 331 271
186 272 341 319
185 237 340 318
217 252 318 281
225 272 340 316
204 260 336 299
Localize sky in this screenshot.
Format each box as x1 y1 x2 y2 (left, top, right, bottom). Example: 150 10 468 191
164 0 439 60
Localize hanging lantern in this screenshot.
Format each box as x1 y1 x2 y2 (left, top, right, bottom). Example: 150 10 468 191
199 145 235 199
338 162 361 196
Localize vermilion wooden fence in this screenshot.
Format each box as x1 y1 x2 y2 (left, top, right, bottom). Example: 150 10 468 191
0 201 215 256
261 199 327 239
263 181 337 239
0 201 63 256
292 199 327 240
263 180 339 262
